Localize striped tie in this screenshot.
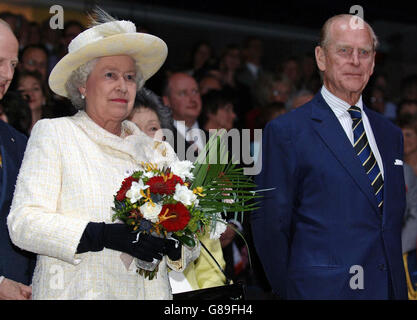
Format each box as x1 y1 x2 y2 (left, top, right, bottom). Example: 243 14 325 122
348 106 384 210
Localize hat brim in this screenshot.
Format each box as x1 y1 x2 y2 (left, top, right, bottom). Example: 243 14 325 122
48 33 167 97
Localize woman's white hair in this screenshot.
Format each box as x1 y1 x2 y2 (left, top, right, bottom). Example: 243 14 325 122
64 7 145 110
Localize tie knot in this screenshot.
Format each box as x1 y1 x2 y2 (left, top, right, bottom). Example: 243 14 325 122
348 106 362 120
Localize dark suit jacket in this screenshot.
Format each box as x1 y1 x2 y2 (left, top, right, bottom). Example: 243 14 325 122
251 92 407 299
0 120 35 285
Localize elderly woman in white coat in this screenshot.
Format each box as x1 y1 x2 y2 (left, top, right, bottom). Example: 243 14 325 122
7 10 200 300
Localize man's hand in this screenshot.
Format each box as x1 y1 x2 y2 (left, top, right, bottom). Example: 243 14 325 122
220 224 237 248
0 278 32 300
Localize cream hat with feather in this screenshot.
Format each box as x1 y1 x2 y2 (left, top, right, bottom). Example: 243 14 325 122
49 11 167 97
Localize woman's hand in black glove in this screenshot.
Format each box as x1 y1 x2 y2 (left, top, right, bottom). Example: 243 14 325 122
77 222 168 262
163 238 182 261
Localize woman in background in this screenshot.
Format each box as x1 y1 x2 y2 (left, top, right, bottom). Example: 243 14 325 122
15 70 53 133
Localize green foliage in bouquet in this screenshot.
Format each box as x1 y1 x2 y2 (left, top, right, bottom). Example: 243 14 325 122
192 129 261 217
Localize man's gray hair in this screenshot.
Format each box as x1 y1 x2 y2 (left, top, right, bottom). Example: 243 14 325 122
319 14 379 51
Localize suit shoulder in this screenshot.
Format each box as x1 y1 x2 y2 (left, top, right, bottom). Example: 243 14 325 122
31 116 74 134
0 120 27 145
268 100 312 128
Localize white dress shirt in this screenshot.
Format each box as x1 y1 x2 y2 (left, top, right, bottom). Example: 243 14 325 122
246 62 260 79
173 120 206 152
321 85 384 178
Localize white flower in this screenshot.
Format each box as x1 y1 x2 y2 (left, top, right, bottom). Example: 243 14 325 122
209 213 228 239
143 170 155 179
123 169 135 179
173 183 197 206
126 180 149 203
140 202 162 223
170 160 194 180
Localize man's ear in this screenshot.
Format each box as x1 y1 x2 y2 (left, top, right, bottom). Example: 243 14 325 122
370 50 376 76
315 46 326 72
162 96 170 108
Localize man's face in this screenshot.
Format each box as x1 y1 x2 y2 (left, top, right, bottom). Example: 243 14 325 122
402 128 417 157
400 103 417 116
0 24 18 99
315 18 376 101
21 48 48 80
270 81 291 103
163 73 202 125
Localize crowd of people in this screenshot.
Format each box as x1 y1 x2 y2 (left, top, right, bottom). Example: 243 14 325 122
1 8 417 300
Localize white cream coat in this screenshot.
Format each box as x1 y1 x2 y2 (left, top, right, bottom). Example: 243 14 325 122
7 111 200 299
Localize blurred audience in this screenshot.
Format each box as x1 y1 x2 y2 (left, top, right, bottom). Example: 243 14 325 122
18 44 49 80
289 89 314 110
59 20 84 58
0 91 32 136
14 70 54 132
236 36 265 103
278 56 302 91
401 74 417 101
398 99 417 117
198 74 222 96
398 114 417 176
246 73 291 135
218 44 242 89
201 88 237 131
184 41 216 81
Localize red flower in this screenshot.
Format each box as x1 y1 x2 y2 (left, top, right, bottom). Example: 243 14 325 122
158 203 190 232
116 176 138 201
147 174 183 195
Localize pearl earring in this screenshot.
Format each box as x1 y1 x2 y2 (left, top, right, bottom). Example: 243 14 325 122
81 94 85 99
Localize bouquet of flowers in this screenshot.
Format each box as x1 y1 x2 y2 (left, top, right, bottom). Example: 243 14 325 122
112 130 260 279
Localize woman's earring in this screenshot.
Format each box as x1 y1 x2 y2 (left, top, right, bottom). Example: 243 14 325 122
81 94 85 99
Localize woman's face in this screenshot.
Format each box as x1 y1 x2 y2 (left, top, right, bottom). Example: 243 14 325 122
194 44 211 68
17 75 44 112
223 49 241 71
81 55 137 127
270 81 291 104
129 107 161 138
208 103 236 131
402 127 417 157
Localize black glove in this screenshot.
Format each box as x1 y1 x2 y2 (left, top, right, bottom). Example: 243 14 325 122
76 222 166 262
163 238 182 261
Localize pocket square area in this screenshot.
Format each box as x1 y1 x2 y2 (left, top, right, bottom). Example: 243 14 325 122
394 159 403 166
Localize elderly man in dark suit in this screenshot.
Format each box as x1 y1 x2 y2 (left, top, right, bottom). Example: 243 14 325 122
252 14 407 299
0 19 34 300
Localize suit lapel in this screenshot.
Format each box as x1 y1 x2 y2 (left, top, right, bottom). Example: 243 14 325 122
311 94 380 215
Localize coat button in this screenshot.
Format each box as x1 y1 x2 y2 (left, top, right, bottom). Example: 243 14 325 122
378 264 386 271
